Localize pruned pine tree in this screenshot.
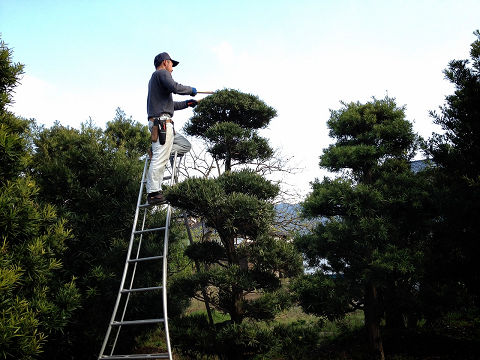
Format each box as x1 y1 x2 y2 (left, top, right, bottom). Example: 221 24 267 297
294 97 427 360
165 89 302 359
185 89 276 172
0 37 80 359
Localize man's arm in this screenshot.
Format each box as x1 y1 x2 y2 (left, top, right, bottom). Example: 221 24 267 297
174 99 197 111
159 70 196 96
174 101 188 111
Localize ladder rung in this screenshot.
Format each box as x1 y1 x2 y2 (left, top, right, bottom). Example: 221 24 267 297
134 227 165 234
128 256 163 263
111 318 164 326
100 353 169 359
121 286 162 294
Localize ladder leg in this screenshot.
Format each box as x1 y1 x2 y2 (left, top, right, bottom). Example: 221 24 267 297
98 157 150 359
162 151 178 360
110 208 149 355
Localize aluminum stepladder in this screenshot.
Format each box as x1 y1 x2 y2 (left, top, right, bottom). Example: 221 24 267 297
98 152 183 360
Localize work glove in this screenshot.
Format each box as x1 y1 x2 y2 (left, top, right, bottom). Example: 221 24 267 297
187 99 198 107
191 87 197 96
186 99 198 108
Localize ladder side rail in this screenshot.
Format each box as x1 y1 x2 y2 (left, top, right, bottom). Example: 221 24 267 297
163 204 173 360
98 156 149 359
162 151 178 360
110 208 149 355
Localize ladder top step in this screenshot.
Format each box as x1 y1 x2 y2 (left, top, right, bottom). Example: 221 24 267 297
111 318 164 326
100 353 169 359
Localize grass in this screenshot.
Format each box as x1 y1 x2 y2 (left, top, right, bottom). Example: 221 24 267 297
321 309 364 335
134 327 167 354
188 309 231 324
274 306 365 338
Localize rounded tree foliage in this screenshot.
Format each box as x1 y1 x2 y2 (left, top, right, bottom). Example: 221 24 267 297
166 169 279 246
321 97 417 179
186 89 276 134
165 169 301 326
184 89 276 170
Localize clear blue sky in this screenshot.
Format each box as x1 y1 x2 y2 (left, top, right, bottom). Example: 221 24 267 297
1 0 479 196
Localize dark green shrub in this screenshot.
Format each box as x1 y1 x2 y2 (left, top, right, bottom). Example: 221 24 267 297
171 314 274 360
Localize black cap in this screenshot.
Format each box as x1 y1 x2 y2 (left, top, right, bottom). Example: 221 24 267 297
154 52 179 68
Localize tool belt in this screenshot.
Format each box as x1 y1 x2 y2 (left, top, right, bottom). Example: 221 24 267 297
149 116 174 145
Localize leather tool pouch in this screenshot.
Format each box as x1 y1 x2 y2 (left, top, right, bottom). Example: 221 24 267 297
151 119 159 142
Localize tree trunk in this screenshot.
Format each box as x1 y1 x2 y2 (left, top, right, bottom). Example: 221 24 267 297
223 237 238 264
183 214 214 326
407 313 419 329
385 310 404 329
222 235 243 324
230 288 244 324
383 279 406 330
225 151 232 172
364 281 385 360
385 307 405 329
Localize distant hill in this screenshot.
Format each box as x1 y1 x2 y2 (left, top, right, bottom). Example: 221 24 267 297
274 203 321 237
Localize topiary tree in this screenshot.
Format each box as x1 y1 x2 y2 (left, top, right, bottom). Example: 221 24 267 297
165 89 302 359
0 37 80 359
185 89 276 171
294 97 428 360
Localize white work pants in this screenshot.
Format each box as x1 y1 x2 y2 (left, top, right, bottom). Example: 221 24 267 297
146 120 191 194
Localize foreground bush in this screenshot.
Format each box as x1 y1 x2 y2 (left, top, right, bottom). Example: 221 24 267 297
171 314 273 359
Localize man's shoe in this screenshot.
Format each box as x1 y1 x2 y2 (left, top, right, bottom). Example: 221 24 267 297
147 192 167 205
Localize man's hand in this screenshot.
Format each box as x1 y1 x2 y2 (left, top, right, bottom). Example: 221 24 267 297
191 87 197 96
186 99 198 108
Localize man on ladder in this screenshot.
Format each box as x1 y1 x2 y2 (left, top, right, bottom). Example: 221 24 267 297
146 52 197 205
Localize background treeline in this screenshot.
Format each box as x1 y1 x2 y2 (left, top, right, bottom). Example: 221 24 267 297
0 31 479 360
